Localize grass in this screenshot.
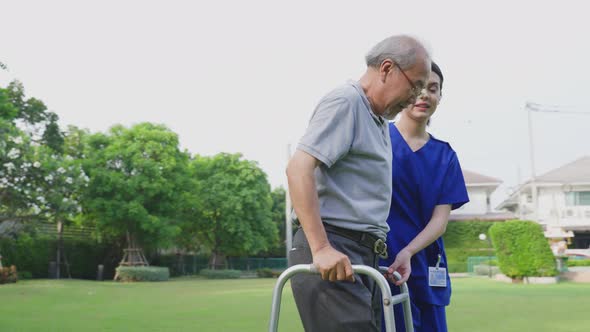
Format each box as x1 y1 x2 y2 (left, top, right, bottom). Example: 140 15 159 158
447 278 590 332
1 276 589 331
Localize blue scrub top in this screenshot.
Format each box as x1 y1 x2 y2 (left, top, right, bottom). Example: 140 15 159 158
381 123 469 306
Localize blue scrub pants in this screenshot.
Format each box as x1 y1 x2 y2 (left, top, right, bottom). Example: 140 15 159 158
382 286 447 332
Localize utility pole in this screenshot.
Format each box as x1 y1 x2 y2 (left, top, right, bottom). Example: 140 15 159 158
523 102 590 223
525 102 539 222
285 144 293 266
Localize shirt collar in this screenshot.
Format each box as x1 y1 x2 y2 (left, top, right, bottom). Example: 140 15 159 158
350 80 386 127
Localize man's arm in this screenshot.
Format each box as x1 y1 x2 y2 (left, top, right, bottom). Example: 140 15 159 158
286 149 354 282
387 204 451 285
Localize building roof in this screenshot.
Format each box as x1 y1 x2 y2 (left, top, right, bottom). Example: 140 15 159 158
462 169 502 186
449 211 516 222
534 156 590 184
496 156 590 211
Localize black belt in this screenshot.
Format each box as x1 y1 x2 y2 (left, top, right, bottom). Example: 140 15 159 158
323 223 388 259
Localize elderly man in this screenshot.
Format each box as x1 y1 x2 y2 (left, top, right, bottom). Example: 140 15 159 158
287 35 431 331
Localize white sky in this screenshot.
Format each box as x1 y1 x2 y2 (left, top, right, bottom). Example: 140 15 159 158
2 0 589 207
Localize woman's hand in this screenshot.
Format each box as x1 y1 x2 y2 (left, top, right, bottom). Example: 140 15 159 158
387 248 412 285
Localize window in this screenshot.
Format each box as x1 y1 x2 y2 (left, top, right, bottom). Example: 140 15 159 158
565 191 590 206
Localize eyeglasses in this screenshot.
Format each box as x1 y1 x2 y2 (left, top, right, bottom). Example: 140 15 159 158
393 62 423 97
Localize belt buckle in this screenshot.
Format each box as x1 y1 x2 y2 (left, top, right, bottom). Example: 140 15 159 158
373 238 388 259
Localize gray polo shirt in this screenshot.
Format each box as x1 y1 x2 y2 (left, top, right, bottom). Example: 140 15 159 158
296 81 392 239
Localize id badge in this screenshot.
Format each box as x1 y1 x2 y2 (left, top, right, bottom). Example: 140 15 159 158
428 266 447 287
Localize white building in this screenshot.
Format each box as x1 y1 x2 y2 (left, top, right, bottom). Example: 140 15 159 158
450 170 514 221
497 156 590 250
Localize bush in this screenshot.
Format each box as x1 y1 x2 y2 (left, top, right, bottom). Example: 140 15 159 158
0 233 52 278
154 254 210 277
200 269 241 279
444 221 497 248
489 220 557 278
446 262 468 273
18 271 33 280
115 266 170 282
446 248 495 273
567 259 590 267
0 265 18 284
0 233 118 279
443 221 500 273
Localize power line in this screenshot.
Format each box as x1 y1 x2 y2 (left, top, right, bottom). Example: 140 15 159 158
525 102 590 115
529 109 590 115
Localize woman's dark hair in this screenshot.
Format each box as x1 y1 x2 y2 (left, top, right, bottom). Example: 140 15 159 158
427 62 444 126
431 61 443 91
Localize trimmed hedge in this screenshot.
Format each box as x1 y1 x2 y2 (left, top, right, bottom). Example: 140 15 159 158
567 259 590 267
200 269 241 279
154 255 289 277
0 233 119 279
443 221 499 272
444 221 497 248
489 220 557 278
115 266 170 282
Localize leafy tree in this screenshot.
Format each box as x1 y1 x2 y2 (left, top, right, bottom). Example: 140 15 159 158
0 85 82 225
190 153 277 269
0 87 17 121
82 123 190 255
0 127 39 223
4 81 64 151
258 186 288 257
62 125 90 159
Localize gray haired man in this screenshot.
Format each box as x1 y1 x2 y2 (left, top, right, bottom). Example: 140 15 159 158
286 35 431 331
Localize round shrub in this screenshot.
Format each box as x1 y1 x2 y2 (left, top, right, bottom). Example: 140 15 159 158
115 266 170 282
489 220 557 278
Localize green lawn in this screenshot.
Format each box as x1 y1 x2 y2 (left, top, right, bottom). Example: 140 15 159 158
1 277 589 332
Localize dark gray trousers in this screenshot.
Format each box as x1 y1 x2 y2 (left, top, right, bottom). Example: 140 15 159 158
289 228 382 332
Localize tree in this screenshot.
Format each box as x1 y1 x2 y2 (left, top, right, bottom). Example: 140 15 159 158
4 81 64 152
1 82 88 277
35 146 89 278
259 186 287 257
1 85 78 225
0 86 17 121
190 153 278 269
0 127 40 223
82 123 190 261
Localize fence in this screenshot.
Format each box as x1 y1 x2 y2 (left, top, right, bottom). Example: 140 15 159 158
157 255 288 276
467 256 497 274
